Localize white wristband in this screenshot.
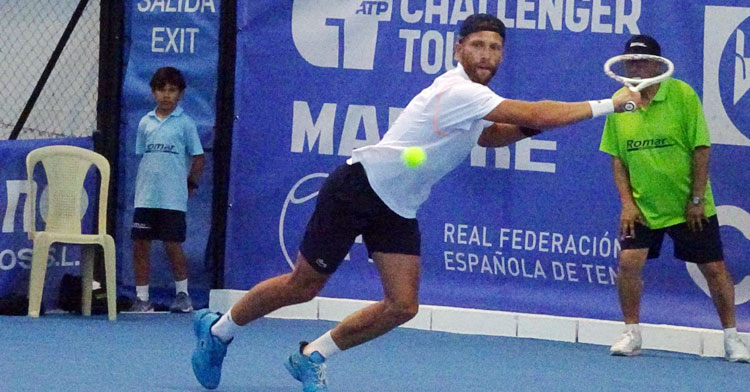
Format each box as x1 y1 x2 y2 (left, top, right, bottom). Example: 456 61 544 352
588 99 615 118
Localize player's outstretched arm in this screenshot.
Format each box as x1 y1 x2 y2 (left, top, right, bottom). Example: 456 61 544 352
477 123 540 147
483 89 642 130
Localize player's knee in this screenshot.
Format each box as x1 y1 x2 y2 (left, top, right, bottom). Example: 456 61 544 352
385 300 419 324
285 275 325 303
617 262 640 277
617 256 644 277
294 281 324 303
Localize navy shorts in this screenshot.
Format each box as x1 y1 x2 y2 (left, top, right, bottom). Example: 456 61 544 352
299 163 421 274
620 215 724 264
131 208 186 242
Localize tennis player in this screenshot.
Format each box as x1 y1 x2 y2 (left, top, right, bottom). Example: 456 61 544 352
191 14 643 391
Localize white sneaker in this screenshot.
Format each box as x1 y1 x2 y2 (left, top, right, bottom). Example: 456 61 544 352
610 330 642 356
724 334 750 363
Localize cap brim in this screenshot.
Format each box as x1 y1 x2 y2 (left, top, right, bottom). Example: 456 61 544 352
624 48 660 56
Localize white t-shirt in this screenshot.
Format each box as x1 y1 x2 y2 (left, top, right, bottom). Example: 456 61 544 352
348 64 504 218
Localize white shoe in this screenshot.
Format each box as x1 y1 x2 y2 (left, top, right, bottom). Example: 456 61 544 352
610 330 642 356
724 334 750 363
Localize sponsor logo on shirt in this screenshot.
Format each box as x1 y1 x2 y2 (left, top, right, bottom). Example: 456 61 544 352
145 143 178 154
626 138 674 152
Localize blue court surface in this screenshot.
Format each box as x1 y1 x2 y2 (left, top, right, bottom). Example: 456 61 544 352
1 314 748 391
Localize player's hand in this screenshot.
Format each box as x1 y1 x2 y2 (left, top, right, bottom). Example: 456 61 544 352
685 201 706 232
620 202 646 240
612 89 642 112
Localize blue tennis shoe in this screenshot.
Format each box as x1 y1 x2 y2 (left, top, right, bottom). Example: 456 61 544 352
285 342 329 392
191 309 230 389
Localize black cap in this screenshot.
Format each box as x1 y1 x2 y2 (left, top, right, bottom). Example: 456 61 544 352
624 35 661 56
458 13 506 41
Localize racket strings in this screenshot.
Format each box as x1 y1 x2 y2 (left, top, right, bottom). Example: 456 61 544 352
608 60 669 80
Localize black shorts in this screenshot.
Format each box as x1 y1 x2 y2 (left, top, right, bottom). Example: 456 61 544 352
299 162 421 274
620 215 724 264
131 208 186 242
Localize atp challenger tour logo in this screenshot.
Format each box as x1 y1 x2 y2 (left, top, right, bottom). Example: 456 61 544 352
290 0 640 73
703 6 750 146
291 0 393 70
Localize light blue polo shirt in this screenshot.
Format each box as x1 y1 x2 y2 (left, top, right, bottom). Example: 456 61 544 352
134 106 203 212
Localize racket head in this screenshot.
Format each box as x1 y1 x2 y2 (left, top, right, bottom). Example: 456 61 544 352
604 54 674 91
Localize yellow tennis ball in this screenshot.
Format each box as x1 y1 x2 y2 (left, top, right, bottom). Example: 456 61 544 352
402 146 426 168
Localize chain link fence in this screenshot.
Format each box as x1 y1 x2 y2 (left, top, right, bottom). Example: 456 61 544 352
0 0 100 140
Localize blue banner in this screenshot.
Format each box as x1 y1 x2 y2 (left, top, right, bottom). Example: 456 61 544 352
118 0 221 304
226 0 750 329
0 137 93 305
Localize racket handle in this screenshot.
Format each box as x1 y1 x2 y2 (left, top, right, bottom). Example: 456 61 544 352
623 85 639 112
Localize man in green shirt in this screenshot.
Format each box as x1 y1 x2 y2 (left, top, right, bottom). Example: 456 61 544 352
600 35 750 362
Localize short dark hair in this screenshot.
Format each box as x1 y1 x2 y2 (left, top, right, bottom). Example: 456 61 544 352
149 66 186 91
458 13 506 42
624 35 661 56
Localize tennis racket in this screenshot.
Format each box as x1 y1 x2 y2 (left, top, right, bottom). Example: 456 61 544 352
604 54 674 112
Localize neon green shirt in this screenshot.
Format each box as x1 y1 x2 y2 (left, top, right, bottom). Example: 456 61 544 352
599 78 716 229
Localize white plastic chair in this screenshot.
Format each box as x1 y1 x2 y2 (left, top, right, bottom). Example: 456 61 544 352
25 145 117 321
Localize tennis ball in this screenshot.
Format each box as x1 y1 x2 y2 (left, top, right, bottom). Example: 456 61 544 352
402 146 426 168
